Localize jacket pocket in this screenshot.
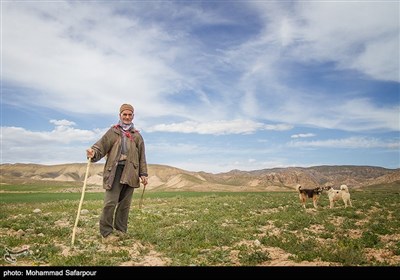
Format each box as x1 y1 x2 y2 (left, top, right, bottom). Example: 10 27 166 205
103 165 115 189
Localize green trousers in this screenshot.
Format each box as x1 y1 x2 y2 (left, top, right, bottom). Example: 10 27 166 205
99 165 134 237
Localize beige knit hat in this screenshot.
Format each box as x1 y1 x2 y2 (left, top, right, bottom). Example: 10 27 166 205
119 103 134 113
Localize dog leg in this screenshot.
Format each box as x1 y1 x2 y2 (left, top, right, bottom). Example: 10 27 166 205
313 196 318 209
299 194 306 209
345 198 353 208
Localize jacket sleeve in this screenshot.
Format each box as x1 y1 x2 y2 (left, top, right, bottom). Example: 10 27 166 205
91 128 115 163
138 134 148 177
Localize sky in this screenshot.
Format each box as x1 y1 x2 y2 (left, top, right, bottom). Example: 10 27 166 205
1 0 399 174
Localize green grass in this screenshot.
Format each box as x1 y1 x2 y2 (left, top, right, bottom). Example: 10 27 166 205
0 193 104 204
0 185 399 266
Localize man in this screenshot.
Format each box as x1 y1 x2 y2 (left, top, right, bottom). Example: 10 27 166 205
86 103 148 242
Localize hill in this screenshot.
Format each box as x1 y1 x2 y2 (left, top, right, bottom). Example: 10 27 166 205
1 163 399 192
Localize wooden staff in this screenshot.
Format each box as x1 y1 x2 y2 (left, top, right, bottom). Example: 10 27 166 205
71 158 91 247
139 181 146 209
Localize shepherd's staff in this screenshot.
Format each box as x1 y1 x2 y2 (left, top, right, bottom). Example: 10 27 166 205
139 180 147 209
71 158 91 247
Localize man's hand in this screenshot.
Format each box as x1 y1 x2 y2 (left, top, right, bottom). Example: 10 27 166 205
86 148 95 159
140 176 148 186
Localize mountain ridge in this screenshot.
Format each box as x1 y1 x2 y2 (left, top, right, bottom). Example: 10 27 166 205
1 163 399 192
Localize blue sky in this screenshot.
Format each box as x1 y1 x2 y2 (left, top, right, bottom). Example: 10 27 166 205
1 1 399 173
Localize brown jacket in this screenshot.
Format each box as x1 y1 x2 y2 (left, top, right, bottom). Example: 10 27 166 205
90 125 148 190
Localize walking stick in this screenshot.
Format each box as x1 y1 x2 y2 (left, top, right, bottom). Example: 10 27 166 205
139 181 146 209
71 158 91 247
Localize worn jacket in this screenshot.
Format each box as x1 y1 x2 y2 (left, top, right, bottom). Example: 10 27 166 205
90 125 148 190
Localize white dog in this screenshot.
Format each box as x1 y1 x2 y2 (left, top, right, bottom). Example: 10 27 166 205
324 184 352 208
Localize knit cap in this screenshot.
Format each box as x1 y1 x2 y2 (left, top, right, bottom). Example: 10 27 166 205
120 103 134 113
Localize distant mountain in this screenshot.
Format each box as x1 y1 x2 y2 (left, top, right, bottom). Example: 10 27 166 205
1 163 399 192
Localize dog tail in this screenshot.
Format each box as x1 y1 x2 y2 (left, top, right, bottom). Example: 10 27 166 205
340 184 349 192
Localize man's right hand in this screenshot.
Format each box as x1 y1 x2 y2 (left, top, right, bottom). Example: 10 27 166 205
86 148 95 159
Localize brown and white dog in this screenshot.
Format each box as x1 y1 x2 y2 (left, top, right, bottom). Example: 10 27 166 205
296 184 324 209
324 184 352 209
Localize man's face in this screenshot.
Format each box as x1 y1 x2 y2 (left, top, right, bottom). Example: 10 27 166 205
120 110 134 124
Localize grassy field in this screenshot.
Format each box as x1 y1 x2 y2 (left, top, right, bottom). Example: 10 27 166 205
0 183 399 266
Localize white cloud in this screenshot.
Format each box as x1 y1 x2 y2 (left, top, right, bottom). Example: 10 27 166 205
292 2 399 82
2 1 398 133
147 120 292 135
264 124 293 131
291 133 316 139
289 136 400 149
1 120 105 164
350 36 399 82
2 1 184 117
335 99 400 132
219 2 399 132
49 119 76 126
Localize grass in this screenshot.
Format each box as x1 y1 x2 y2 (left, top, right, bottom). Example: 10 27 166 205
0 184 399 266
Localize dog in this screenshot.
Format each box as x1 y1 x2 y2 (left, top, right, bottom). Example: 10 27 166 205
324 184 352 209
296 184 324 209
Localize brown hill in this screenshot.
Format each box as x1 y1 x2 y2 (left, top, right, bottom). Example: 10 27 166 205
0 163 399 192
